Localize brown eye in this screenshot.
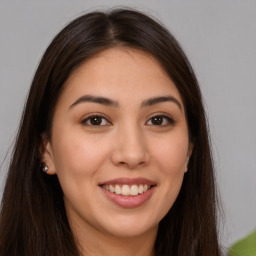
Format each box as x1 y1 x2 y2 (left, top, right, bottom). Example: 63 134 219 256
90 116 103 125
82 115 110 126
146 115 175 126
151 116 164 125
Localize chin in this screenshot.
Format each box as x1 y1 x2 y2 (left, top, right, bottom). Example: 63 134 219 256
99 213 159 239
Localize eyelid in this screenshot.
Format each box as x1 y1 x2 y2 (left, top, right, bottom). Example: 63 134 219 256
80 112 175 127
145 112 175 126
81 113 112 126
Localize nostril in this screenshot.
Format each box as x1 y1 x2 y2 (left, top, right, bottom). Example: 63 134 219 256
116 160 147 169
110 143 150 169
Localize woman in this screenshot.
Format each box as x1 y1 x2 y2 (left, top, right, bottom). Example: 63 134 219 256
0 8 222 256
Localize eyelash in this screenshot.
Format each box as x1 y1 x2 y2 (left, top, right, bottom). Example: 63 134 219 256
146 115 175 126
81 114 112 126
81 114 175 127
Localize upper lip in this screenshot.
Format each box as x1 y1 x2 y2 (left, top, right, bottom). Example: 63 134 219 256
99 177 157 186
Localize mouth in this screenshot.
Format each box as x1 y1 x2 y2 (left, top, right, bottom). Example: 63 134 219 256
101 184 154 196
99 178 156 208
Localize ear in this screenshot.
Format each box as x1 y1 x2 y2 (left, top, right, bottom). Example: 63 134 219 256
184 142 194 173
40 133 57 175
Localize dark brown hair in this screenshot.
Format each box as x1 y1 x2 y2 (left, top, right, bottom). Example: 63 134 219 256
0 8 221 256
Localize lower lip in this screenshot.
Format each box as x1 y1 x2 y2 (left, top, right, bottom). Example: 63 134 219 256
100 186 156 208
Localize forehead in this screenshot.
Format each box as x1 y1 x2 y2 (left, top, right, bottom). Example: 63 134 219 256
60 47 184 107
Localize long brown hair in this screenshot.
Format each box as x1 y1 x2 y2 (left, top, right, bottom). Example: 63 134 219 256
0 8 221 256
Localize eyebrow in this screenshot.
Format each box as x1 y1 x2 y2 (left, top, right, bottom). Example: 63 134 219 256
141 96 182 110
69 95 182 111
69 95 119 109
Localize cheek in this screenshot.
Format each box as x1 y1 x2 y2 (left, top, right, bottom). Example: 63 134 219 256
151 134 189 176
156 142 187 193
146 135 189 222
52 132 110 181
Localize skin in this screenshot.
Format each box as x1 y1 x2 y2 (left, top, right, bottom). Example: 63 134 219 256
42 47 193 256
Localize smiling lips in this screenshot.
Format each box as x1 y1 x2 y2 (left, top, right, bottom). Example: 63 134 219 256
99 178 156 208
102 184 151 196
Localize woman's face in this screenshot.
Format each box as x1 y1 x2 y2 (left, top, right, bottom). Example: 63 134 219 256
43 48 192 239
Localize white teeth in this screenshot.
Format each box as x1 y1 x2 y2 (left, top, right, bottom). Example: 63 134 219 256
115 185 122 195
130 185 139 196
122 185 130 196
138 184 144 194
109 185 115 192
143 184 149 192
103 184 152 196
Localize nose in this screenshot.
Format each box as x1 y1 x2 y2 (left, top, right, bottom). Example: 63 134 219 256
110 125 150 169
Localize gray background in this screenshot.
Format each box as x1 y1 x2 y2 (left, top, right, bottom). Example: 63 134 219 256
0 0 255 250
